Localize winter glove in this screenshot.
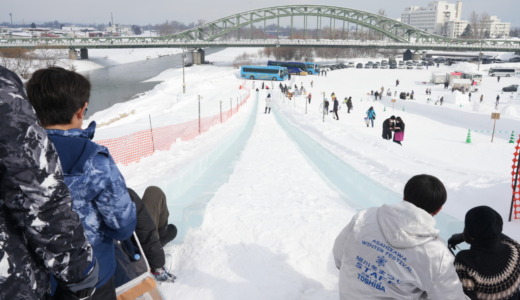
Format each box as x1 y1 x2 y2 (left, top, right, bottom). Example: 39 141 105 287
152 267 177 283
57 261 99 300
448 233 464 251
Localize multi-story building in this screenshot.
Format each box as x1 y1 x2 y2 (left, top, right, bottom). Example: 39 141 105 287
401 1 463 35
445 20 468 38
401 1 510 39
482 16 510 38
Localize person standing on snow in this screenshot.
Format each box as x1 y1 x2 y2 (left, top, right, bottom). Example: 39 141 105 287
333 174 467 300
382 115 395 140
324 98 330 115
0 66 99 300
265 93 272 114
365 106 376 127
332 96 339 120
308 93 312 104
393 116 405 145
346 97 353 113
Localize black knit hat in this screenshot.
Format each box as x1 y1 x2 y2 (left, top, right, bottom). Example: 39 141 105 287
464 206 503 241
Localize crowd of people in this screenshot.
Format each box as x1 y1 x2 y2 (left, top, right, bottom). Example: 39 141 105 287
2 64 519 300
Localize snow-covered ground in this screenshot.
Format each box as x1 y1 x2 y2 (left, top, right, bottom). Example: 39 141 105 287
75 47 520 299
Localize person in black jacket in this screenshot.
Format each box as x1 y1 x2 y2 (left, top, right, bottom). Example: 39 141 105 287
382 115 395 140
122 188 177 283
0 66 98 299
332 96 339 120
448 206 520 300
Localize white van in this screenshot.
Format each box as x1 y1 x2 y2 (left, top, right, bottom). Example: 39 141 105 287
488 68 517 77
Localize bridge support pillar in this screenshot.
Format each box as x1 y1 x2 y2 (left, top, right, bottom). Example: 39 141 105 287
193 48 205 65
68 49 78 60
80 48 89 59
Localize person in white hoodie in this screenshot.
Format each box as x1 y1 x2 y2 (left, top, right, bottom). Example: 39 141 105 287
333 174 467 299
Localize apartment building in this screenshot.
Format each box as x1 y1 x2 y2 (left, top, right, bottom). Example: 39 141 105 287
401 1 463 35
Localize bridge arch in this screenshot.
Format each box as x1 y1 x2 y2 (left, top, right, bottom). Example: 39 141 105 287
170 5 449 44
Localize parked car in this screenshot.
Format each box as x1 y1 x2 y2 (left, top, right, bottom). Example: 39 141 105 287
389 63 397 69
510 57 520 62
364 63 371 68
502 85 519 92
348 62 355 68
356 63 363 68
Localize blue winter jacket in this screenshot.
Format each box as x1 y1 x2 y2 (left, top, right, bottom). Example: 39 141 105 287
46 121 136 288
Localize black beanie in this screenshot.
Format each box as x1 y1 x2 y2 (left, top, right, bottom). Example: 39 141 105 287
464 206 503 241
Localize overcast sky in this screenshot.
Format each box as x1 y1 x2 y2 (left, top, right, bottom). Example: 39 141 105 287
3 0 519 27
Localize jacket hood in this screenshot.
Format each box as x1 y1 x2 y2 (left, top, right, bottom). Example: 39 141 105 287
377 201 439 248
45 121 98 175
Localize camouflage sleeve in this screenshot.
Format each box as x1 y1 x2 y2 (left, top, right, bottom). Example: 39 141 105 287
0 66 95 283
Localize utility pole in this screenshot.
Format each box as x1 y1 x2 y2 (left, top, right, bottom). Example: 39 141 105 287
182 49 186 93
9 13 12 26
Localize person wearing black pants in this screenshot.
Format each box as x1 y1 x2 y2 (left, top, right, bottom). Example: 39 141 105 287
382 116 395 140
332 96 339 120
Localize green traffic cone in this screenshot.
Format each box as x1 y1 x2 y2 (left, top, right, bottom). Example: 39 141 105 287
465 129 471 144
510 131 515 144
384 106 386 112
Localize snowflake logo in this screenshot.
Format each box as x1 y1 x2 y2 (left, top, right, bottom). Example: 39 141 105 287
376 256 387 267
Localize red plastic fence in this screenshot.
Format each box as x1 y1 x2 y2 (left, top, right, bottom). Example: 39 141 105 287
96 87 250 165
510 136 520 220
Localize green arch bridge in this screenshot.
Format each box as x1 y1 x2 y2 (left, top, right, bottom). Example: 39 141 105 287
1 5 519 52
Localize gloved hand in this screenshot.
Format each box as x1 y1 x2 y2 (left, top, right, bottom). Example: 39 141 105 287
152 267 176 283
448 233 464 251
59 261 99 300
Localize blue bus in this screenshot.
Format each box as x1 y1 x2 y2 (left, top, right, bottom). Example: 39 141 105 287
267 61 308 75
240 65 289 81
305 62 319 75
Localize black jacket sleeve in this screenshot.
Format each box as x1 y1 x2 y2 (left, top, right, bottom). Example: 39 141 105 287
127 188 166 270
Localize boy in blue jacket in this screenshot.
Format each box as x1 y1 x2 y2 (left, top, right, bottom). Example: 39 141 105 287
26 67 136 300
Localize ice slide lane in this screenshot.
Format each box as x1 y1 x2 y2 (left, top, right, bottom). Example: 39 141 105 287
164 90 462 243
271 98 464 241
163 92 260 242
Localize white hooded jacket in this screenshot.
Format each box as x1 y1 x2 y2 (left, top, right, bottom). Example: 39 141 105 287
333 201 467 299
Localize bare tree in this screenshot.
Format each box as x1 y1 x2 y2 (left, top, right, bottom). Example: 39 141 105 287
479 13 490 38
468 11 480 39
35 48 66 68
0 48 35 78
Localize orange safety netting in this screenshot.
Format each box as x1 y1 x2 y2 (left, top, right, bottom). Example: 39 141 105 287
96 87 250 165
510 137 520 220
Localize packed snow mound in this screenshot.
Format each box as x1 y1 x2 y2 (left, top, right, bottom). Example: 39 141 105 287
500 104 519 117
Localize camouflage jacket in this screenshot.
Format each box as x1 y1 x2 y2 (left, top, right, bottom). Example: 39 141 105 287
0 67 94 299
46 122 136 287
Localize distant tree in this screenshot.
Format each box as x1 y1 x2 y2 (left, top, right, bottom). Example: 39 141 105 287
460 24 473 38
158 21 175 36
511 27 520 38
468 11 480 38
31 22 36 29
232 52 253 68
131 25 142 35
479 13 490 38
0 48 35 79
